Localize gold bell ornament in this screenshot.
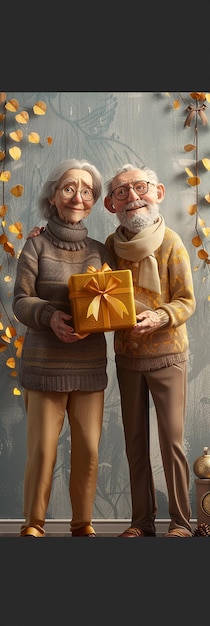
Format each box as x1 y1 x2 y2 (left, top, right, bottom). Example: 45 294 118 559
193 446 210 479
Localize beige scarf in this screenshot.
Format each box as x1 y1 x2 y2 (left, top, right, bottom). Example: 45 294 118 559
114 215 165 294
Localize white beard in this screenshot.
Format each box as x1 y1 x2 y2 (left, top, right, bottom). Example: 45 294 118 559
117 201 160 233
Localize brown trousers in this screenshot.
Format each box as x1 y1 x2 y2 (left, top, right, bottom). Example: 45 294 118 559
116 362 192 534
20 389 104 535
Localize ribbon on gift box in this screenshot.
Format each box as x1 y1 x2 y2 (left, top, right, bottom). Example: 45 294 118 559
71 264 130 327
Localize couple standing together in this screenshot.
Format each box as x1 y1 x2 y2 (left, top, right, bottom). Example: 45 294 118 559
12 158 196 538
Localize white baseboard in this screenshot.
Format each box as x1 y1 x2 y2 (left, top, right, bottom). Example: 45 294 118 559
0 518 197 536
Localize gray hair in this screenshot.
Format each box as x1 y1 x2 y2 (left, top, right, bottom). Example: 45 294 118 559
104 163 159 196
38 158 103 219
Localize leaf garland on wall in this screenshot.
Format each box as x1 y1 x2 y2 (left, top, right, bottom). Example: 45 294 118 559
0 92 53 396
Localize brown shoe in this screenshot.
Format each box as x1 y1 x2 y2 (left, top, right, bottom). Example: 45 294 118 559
71 524 96 537
118 526 156 538
20 525 45 538
165 528 192 538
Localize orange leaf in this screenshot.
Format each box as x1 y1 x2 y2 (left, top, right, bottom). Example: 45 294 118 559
0 204 7 217
188 204 197 215
14 336 24 348
9 146 22 160
0 234 8 244
192 235 202 247
10 371 17 377
46 136 53 145
0 343 7 352
0 92 6 104
0 170 11 182
198 249 209 260
4 241 15 256
10 184 24 197
5 98 19 112
187 176 201 186
190 92 206 102
0 150 5 160
15 111 29 124
6 357 16 369
173 100 180 109
0 113 5 121
1 334 10 343
28 132 40 143
184 144 196 152
33 101 47 115
9 130 23 142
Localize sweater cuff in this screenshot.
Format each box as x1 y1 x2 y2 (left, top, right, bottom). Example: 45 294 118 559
40 304 57 327
155 308 170 327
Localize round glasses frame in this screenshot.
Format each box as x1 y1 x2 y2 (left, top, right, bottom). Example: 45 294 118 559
58 185 95 202
111 180 155 201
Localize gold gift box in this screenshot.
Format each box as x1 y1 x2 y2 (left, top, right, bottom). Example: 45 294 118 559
68 263 136 333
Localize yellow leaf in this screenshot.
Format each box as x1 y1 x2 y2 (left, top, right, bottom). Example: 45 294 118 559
188 204 197 215
192 235 202 247
9 146 22 160
185 167 194 177
28 132 40 143
9 130 23 142
184 144 196 152
187 176 201 186
0 170 11 182
6 326 17 338
198 249 209 260
198 217 205 227
203 227 210 236
0 321 3 330
205 94 210 103
202 158 210 170
4 275 12 282
13 387 21 395
5 98 19 112
6 357 16 368
173 100 180 109
10 184 24 197
33 101 47 115
15 111 29 124
1 334 10 343
205 193 210 203
9 221 22 234
0 150 5 160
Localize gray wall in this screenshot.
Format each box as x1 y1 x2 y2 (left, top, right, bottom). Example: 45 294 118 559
1 91 210 521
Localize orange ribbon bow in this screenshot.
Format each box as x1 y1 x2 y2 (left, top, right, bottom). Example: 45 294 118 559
84 264 129 322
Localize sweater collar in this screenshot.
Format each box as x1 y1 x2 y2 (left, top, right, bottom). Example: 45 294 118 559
44 215 88 251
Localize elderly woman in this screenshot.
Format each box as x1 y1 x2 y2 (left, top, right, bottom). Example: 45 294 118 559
13 158 116 538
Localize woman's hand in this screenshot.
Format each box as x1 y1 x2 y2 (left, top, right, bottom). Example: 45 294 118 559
26 226 44 239
50 310 89 342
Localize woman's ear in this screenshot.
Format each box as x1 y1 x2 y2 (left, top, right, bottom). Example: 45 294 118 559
104 196 116 213
156 183 165 204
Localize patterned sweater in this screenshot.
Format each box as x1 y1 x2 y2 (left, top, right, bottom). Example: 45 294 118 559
105 225 196 371
12 216 117 392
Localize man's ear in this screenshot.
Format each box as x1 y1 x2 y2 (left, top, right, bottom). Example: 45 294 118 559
156 183 165 204
104 196 116 213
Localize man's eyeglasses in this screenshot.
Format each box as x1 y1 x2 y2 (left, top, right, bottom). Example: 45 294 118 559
111 180 155 201
58 184 95 201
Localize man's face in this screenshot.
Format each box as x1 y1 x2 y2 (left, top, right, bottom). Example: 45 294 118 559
105 169 165 232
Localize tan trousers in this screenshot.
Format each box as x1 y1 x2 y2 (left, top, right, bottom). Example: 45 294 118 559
20 389 104 535
116 362 192 534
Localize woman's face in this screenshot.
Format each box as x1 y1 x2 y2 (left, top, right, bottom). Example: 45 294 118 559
50 168 95 224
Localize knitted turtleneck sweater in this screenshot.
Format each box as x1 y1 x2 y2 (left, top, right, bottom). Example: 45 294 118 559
12 216 117 392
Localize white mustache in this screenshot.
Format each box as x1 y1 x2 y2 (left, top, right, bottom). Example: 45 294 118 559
124 199 146 211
